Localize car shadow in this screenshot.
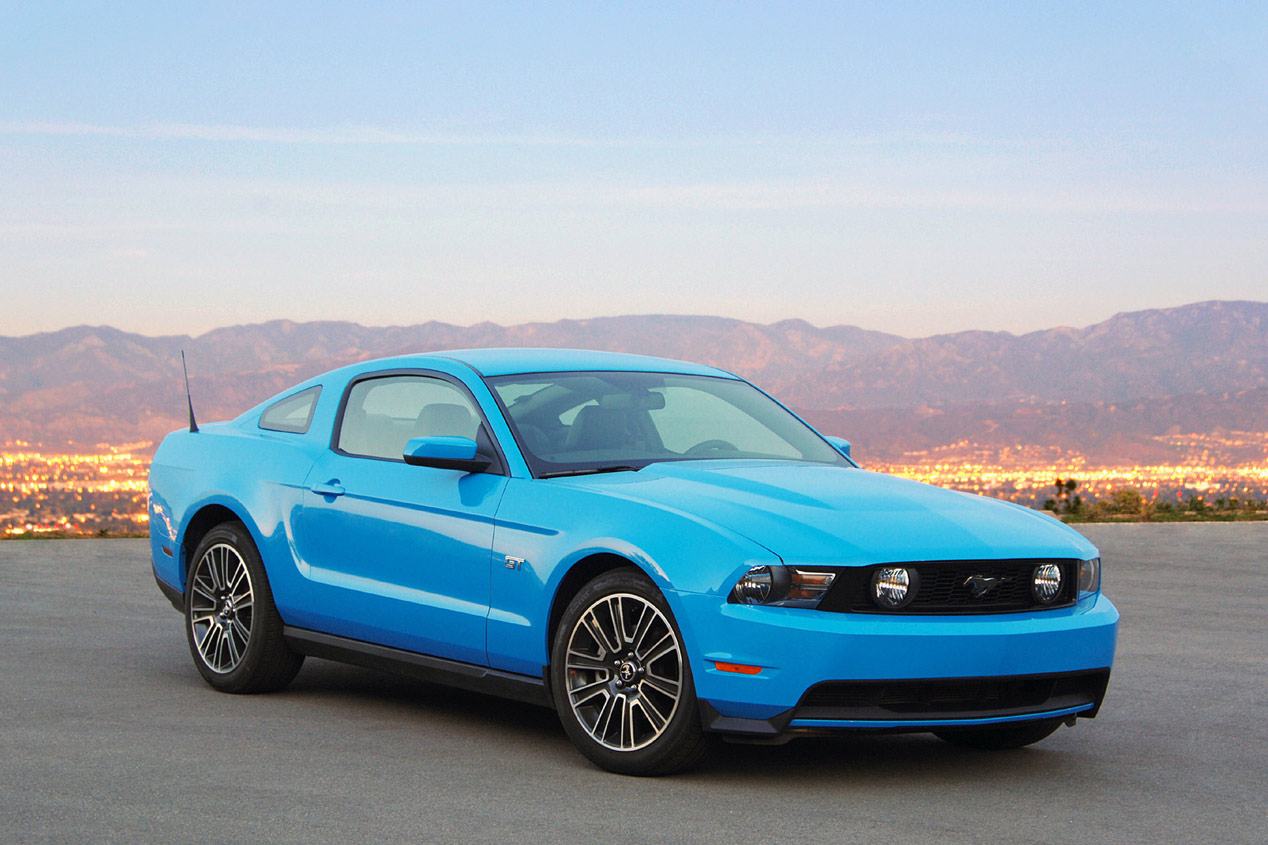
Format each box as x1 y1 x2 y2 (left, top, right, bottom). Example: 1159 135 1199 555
285 657 566 741
696 731 1085 783
280 658 1089 781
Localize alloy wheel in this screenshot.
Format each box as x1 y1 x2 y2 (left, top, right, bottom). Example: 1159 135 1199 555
188 542 255 674
563 592 683 751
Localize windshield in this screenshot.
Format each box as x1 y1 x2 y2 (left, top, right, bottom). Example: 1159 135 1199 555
486 371 848 476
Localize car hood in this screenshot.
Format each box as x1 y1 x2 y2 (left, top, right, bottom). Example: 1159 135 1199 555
564 461 1097 565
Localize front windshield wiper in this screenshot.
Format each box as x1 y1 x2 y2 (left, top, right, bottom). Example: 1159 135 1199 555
538 465 643 479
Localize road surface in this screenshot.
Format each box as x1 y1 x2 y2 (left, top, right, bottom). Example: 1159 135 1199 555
2 524 1266 843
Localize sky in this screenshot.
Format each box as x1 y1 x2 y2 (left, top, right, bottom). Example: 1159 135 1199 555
1 1 1265 339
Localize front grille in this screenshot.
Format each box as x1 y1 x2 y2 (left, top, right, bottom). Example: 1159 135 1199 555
818 559 1077 614
796 670 1110 722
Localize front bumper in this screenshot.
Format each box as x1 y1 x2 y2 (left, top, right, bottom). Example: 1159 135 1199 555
673 591 1119 738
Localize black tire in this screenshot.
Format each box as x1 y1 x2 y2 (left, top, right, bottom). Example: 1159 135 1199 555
550 569 710 776
185 521 303 694
933 717 1063 750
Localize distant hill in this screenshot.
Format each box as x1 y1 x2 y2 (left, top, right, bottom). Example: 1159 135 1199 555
0 314 905 398
0 315 903 447
2 301 1267 463
803 387 1268 465
779 300 1268 409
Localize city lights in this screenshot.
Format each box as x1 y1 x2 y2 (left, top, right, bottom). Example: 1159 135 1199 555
1 449 150 536
2 442 1265 537
873 461 1268 507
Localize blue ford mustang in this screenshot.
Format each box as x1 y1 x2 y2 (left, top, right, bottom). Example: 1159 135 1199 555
148 348 1118 775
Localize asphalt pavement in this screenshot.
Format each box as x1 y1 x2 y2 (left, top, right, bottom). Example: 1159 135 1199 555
2 524 1267 843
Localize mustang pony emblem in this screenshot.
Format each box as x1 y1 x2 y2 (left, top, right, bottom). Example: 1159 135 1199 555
964 574 1007 598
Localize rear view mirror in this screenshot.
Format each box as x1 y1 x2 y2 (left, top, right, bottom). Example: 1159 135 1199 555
403 436 491 472
599 391 666 411
825 436 853 460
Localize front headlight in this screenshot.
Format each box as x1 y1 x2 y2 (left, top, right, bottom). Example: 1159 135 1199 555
872 566 921 609
1031 563 1063 605
1077 557 1101 599
729 565 836 608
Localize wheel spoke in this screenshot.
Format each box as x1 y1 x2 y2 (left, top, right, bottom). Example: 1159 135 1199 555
568 676 610 699
205 555 222 591
583 610 619 658
221 550 233 593
642 673 680 699
196 623 218 656
565 650 609 672
630 604 654 653
637 696 668 732
207 631 224 670
621 696 636 749
595 692 618 742
611 596 631 647
215 630 229 669
642 637 678 668
202 624 222 666
571 683 609 709
224 627 241 666
192 574 216 601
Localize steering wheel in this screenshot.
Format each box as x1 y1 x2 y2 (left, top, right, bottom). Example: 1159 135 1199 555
684 439 739 457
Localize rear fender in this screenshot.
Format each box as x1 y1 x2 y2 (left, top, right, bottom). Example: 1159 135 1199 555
175 495 267 589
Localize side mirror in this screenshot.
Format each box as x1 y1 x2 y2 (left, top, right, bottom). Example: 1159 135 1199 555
403 436 491 472
825 436 853 460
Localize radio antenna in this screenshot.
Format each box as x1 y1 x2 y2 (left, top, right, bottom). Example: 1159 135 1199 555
181 350 199 433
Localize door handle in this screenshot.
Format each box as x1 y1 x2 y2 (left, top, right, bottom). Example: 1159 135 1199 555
310 481 345 497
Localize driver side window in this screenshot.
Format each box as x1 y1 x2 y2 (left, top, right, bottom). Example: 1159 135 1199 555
649 386 799 457
338 375 482 461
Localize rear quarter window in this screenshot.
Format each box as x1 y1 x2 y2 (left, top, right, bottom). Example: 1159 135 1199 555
259 386 321 434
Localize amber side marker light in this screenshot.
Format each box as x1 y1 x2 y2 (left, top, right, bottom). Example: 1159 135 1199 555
715 662 763 675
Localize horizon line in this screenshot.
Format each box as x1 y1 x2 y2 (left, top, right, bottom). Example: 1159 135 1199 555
5 298 1263 343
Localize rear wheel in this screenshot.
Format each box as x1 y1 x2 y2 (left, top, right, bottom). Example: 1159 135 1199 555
550 569 710 775
934 717 1063 750
185 522 303 693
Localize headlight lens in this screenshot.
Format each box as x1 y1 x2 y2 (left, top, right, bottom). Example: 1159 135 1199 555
1078 557 1101 598
732 565 776 604
730 565 836 607
1032 563 1063 604
871 566 916 609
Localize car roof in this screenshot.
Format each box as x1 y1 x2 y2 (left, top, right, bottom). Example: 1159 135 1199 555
411 348 737 378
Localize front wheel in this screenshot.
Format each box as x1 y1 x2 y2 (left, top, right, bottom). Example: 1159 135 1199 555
550 569 710 775
933 717 1063 750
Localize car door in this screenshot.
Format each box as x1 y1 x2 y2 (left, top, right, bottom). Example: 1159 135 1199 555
291 371 508 666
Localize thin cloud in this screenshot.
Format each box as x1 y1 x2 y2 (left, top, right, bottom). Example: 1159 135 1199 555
0 120 1015 150
617 182 1268 214
4 176 1258 231
0 121 596 147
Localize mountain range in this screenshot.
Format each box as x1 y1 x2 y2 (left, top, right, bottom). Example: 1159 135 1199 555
2 300 1266 464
